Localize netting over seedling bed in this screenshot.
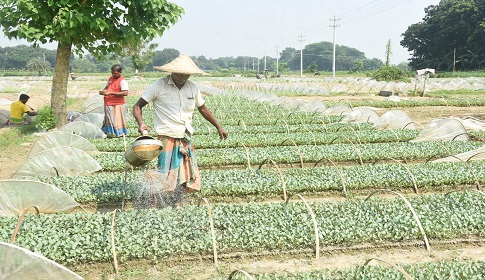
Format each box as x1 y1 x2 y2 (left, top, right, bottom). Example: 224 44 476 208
14 146 102 178
73 112 104 127
0 242 83 279
341 107 379 123
324 104 353 116
82 94 104 114
0 180 79 216
411 119 469 142
59 120 106 139
29 131 98 157
373 110 416 130
433 145 485 162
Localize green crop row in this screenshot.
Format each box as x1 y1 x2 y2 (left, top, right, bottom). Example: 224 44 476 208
36 161 485 204
326 98 485 108
91 141 482 171
1 193 483 264
232 260 485 280
90 129 418 151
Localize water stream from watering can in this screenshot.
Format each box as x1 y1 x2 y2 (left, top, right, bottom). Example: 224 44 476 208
133 169 187 209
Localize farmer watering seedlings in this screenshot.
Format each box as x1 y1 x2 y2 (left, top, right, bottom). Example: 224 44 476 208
133 54 227 205
8 93 38 125
99 64 129 137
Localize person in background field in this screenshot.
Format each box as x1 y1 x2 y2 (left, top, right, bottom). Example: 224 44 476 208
8 93 38 125
133 54 227 206
99 64 129 137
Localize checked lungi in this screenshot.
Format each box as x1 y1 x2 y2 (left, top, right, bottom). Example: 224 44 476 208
157 135 201 192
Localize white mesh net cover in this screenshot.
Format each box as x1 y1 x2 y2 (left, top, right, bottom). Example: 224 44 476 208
373 110 416 130
73 112 104 127
0 242 83 279
0 180 79 216
59 121 106 139
341 107 380 124
411 119 469 142
14 146 102 178
29 131 98 157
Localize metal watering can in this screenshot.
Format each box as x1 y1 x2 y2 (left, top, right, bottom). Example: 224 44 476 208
125 131 163 167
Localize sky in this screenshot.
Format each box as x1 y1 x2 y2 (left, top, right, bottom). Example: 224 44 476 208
0 0 441 64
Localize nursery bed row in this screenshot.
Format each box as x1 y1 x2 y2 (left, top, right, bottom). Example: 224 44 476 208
91 141 482 171
228 260 485 280
91 129 418 151
36 161 485 204
1 193 483 264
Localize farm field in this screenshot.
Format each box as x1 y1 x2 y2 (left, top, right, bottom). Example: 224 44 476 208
0 75 484 279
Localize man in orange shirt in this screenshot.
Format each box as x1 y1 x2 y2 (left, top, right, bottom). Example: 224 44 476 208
99 64 129 137
9 94 38 125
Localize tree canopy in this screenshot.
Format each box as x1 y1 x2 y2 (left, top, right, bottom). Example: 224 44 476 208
401 0 485 71
0 0 183 126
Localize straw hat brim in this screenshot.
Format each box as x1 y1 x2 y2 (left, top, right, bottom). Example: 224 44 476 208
153 54 210 76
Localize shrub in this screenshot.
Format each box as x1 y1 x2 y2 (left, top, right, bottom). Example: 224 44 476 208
34 106 57 131
371 65 406 81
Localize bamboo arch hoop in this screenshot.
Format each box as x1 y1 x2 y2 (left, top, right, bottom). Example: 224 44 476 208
436 142 481 190
343 137 364 165
228 269 254 280
199 198 218 266
238 142 251 169
10 206 40 244
390 158 419 194
237 120 247 131
273 118 290 133
387 128 400 142
403 122 416 129
46 166 59 184
305 129 317 146
313 157 347 197
279 139 303 168
365 189 430 251
364 258 414 280
254 131 269 145
346 125 362 144
111 209 121 274
285 194 320 259
258 159 288 201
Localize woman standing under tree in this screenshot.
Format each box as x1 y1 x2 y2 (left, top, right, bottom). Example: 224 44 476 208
99 64 129 137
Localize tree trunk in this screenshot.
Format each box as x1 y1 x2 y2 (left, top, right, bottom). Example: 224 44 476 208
51 42 72 127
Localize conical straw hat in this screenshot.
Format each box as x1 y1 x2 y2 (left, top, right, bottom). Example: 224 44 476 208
154 54 209 76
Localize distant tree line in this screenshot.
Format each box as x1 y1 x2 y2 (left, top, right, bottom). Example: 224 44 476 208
0 42 386 74
401 0 485 71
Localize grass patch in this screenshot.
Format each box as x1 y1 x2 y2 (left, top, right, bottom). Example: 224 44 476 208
0 126 37 149
427 89 485 98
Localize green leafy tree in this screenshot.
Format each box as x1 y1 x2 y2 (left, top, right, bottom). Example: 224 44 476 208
350 60 364 73
305 61 318 73
1 45 56 69
151 48 180 68
123 40 158 74
401 0 485 71
27 56 51 75
0 0 183 127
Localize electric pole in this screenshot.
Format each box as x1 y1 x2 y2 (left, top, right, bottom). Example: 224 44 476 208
330 16 340 78
298 34 305 77
275 46 280 75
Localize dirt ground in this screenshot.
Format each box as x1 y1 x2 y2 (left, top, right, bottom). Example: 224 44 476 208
1 88 484 279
